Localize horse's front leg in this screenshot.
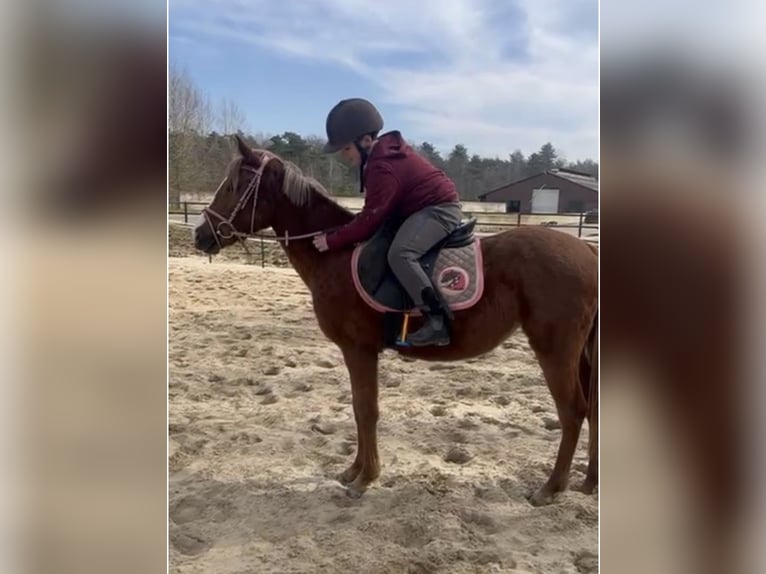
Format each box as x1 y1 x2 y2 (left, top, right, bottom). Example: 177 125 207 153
338 345 380 498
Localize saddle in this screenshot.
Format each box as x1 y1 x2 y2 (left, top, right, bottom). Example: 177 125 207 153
351 218 485 323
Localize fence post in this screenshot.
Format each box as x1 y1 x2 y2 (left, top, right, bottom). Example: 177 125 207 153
578 212 583 237
183 202 188 224
260 236 265 268
517 211 522 227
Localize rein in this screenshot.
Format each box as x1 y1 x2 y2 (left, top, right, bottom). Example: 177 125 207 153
202 154 333 253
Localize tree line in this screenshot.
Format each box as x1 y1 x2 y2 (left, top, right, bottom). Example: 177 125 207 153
170 65 598 204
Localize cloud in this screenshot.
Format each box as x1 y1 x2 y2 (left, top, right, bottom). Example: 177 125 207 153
172 0 598 160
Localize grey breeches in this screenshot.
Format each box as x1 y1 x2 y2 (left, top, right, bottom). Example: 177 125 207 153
387 203 463 307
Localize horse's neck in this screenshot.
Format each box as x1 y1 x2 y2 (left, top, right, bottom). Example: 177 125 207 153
270 194 352 286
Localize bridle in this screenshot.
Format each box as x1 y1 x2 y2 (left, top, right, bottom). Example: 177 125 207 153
202 153 273 251
202 153 329 253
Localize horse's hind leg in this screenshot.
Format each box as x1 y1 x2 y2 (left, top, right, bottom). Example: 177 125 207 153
581 334 598 495
582 416 598 494
528 345 588 506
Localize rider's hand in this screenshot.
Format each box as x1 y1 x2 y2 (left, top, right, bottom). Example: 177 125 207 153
313 234 329 252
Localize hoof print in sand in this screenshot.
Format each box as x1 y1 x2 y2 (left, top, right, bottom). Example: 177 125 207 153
261 394 279 405
311 421 337 435
444 446 473 464
543 417 561 430
428 363 454 371
233 431 262 444
382 374 402 388
457 418 480 430
170 529 211 556
430 405 448 417
574 550 598 573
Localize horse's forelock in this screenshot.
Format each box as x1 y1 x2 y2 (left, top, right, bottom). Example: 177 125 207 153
226 156 244 193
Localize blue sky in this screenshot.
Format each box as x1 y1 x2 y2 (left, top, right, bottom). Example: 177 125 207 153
170 0 598 161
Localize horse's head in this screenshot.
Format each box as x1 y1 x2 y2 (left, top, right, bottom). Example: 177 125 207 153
194 135 281 254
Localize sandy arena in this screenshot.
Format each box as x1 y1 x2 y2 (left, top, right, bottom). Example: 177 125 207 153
169 227 598 573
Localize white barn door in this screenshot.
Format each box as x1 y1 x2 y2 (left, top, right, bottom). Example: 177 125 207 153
531 188 560 213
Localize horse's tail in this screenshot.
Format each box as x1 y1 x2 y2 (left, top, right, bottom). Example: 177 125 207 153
583 238 599 462
581 310 599 473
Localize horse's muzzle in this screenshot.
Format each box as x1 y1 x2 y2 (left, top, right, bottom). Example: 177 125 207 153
193 226 220 254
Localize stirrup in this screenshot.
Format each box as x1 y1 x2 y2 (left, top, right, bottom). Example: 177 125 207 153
395 312 412 347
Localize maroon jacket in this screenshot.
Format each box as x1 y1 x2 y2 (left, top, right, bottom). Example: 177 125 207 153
325 131 459 250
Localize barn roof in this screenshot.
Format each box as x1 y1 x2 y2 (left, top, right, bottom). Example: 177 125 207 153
551 169 599 191
479 168 599 199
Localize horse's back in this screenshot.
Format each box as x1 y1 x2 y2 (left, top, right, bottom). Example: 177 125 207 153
483 226 598 273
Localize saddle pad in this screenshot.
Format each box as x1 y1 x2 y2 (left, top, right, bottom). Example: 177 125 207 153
351 239 485 315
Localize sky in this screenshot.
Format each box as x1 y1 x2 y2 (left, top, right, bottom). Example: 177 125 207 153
169 0 599 161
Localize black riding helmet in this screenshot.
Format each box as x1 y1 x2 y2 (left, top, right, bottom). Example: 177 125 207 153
322 98 384 154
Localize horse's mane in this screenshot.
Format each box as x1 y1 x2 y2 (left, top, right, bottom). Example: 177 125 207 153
223 152 350 214
280 159 334 208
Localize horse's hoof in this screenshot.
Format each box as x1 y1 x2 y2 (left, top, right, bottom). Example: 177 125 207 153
345 475 373 499
528 488 558 507
578 480 598 495
346 485 365 499
338 466 360 485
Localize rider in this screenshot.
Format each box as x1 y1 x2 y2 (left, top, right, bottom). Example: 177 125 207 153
312 98 463 347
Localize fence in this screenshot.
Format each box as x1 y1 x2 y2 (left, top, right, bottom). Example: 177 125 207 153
169 201 599 239
170 201 598 267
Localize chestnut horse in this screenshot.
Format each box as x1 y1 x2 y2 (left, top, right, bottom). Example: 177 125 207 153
193 135 599 505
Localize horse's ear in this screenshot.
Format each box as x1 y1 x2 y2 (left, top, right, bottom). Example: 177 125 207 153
234 134 252 159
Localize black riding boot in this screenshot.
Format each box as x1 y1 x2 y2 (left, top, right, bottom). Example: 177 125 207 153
407 288 451 347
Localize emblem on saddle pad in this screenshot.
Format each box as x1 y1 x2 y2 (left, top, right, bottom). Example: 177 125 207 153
437 266 470 295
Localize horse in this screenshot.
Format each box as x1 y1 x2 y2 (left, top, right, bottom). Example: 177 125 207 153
192 135 599 505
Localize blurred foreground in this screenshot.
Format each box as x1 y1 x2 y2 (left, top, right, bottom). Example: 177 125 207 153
1 2 168 573
601 1 766 572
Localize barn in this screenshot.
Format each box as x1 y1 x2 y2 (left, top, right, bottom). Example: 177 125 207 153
478 168 598 214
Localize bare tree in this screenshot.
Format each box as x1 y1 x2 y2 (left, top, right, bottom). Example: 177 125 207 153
218 97 247 136
169 63 213 198
169 63 212 134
